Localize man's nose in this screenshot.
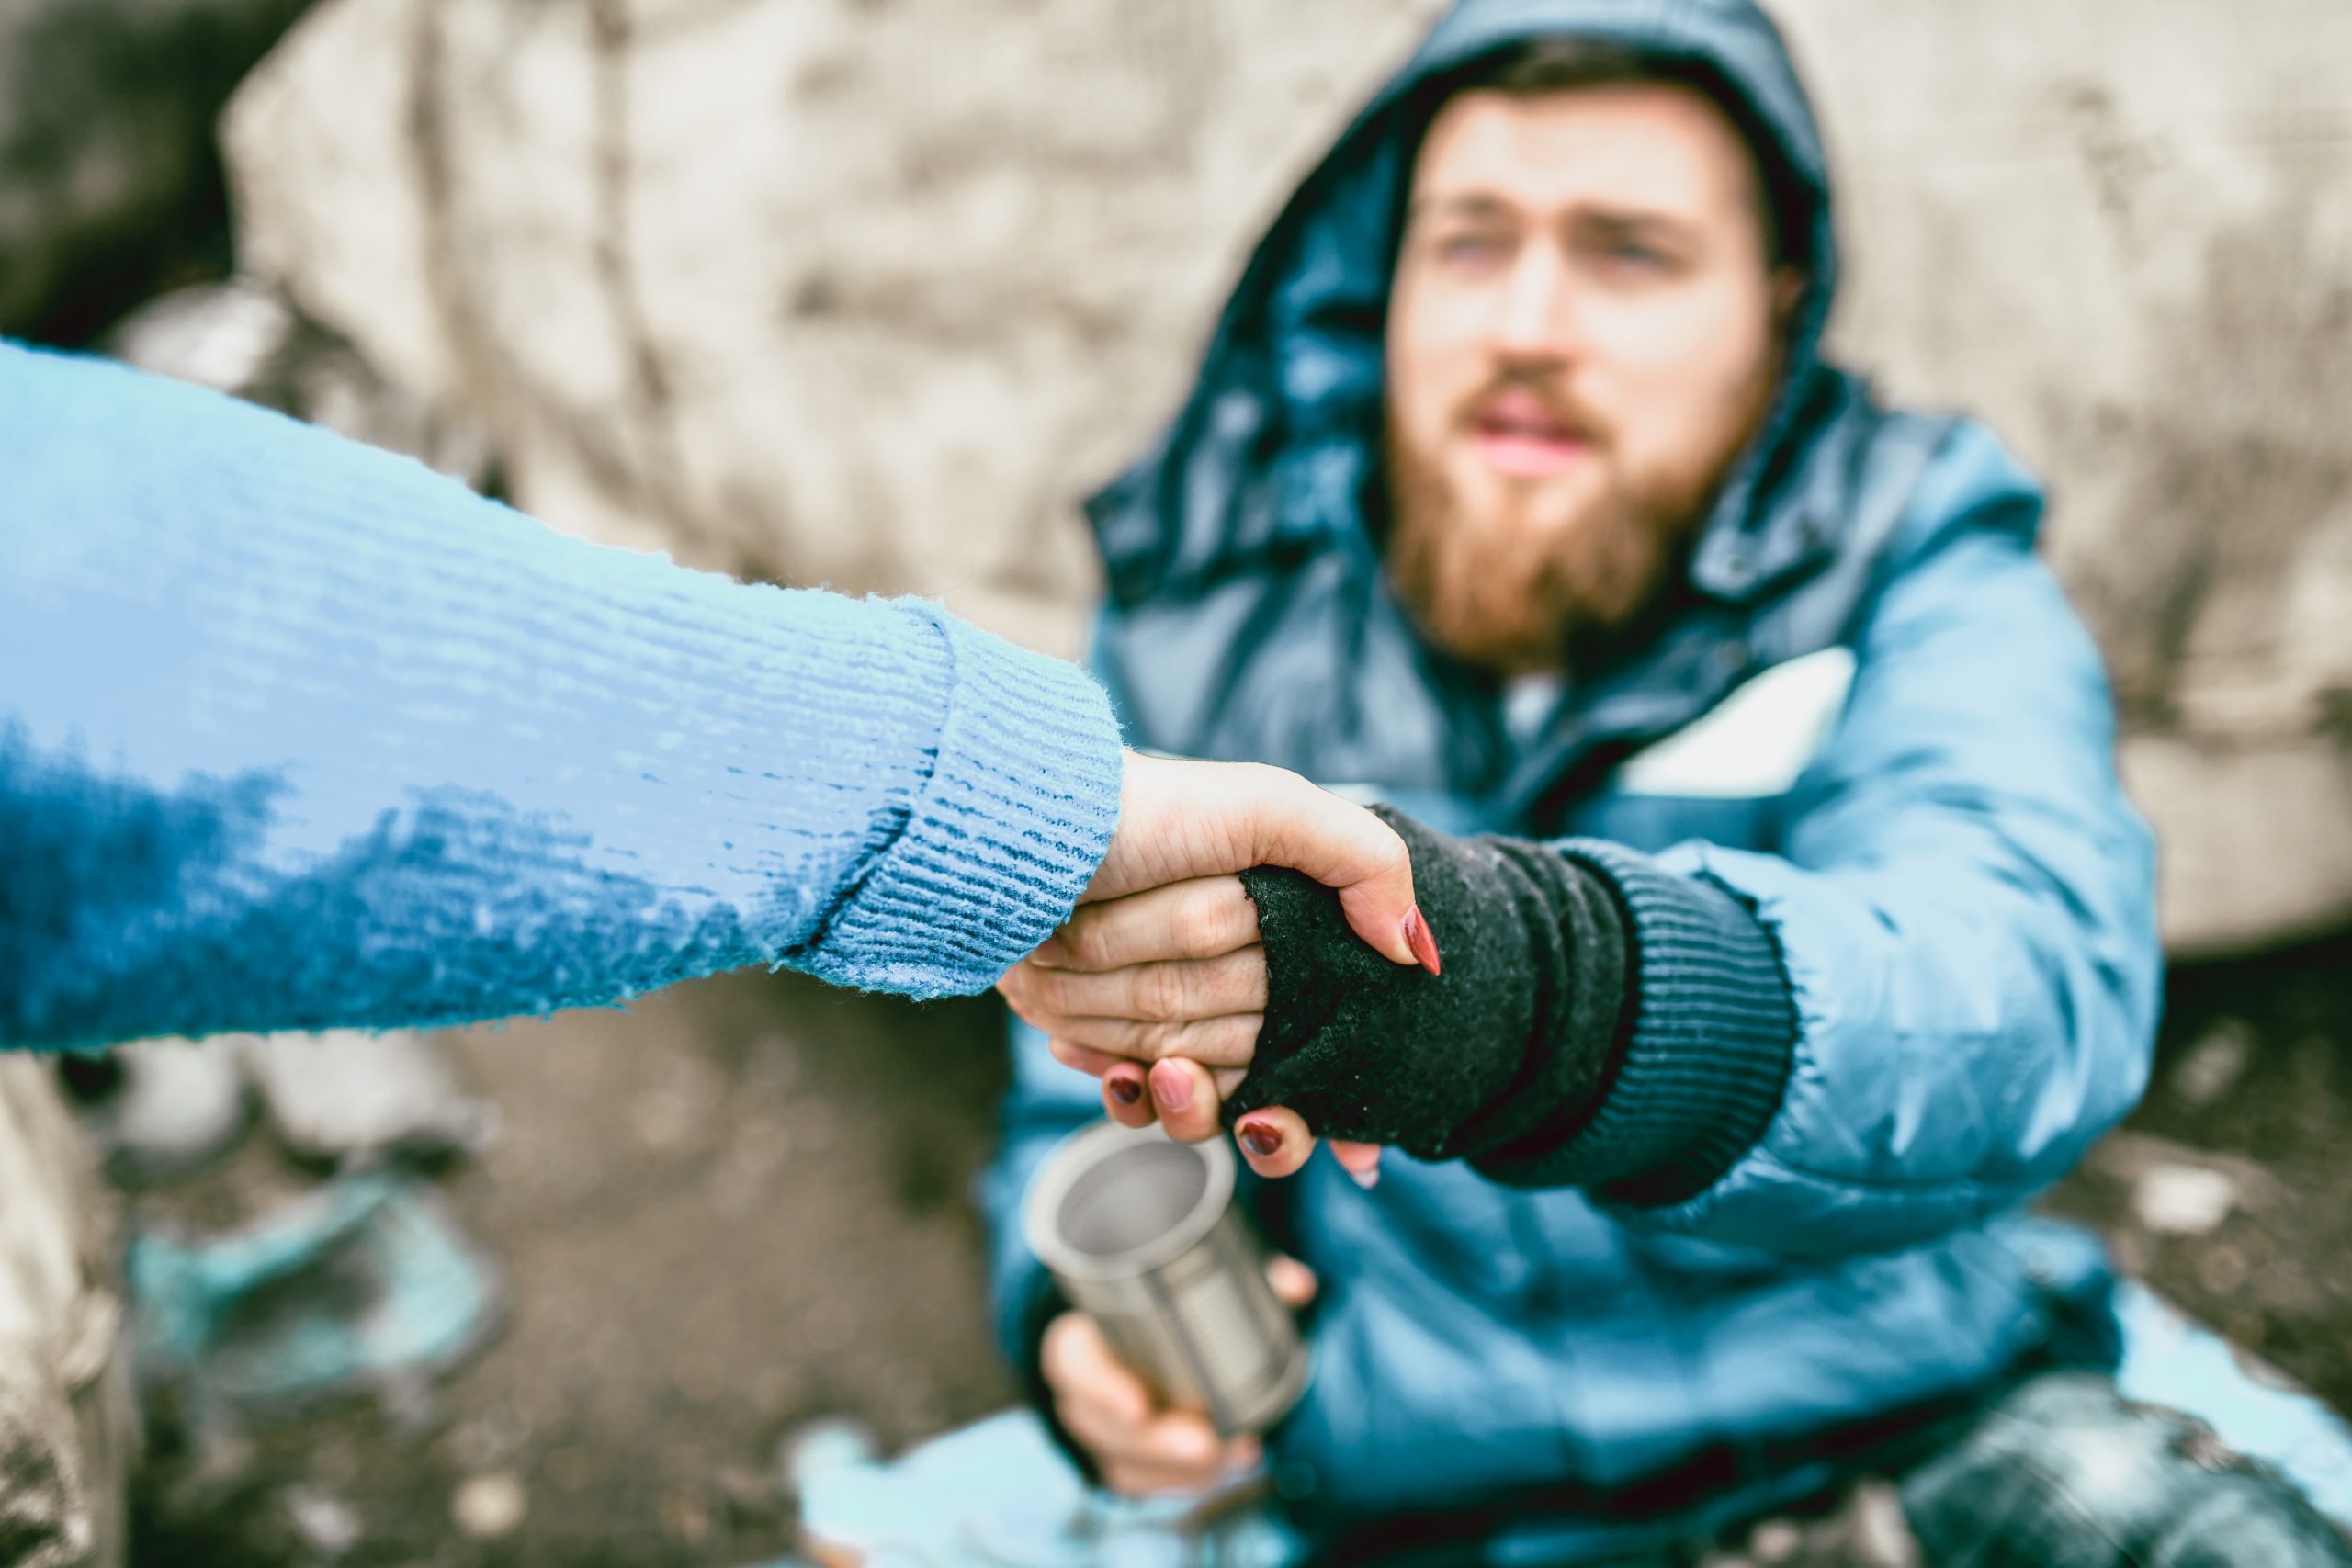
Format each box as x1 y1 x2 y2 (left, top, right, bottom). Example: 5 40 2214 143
1492 245 1579 362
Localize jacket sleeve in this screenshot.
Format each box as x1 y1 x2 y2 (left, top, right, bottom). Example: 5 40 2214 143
1574 432 2161 1257
0 342 1122 1048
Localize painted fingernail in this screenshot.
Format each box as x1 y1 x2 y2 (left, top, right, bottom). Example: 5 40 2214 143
1107 1072 1145 1106
1034 936 1068 966
1402 906 1442 976
1149 1062 1193 1113
1238 1120 1282 1159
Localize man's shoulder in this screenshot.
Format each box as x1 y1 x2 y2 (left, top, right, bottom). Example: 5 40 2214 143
1875 411 2048 565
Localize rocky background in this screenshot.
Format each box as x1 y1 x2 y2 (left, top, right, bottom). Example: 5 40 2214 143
5 1 2348 1564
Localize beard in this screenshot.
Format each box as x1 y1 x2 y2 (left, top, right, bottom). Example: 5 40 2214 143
1382 383 1741 677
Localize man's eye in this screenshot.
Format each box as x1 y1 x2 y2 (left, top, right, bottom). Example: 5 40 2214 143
1597 240 1672 274
1434 232 1508 265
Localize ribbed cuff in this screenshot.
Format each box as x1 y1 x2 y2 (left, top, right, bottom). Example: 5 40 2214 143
813 604 1123 998
1512 840 1797 1205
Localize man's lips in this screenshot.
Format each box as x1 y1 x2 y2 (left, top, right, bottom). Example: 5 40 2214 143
1464 390 1593 479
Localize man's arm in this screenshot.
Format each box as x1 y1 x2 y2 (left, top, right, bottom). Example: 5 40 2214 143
1009 430 2161 1255
1272 434 2159 1251
1566 457 2160 1254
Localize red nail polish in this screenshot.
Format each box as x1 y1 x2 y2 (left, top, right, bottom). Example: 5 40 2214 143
1150 1063 1193 1113
1238 1122 1282 1158
1402 907 1442 976
1108 1074 1144 1106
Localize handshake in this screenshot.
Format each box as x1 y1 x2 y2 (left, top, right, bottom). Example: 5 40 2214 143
996 750 1433 1187
995 752 1637 1492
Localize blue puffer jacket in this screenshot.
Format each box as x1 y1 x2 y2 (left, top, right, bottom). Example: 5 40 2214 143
986 0 2162 1557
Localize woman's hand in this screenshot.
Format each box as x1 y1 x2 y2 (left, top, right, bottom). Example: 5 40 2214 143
998 865 1386 1185
1001 753 1429 1181
1084 753 1433 969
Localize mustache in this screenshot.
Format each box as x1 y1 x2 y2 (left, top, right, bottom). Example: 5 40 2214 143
1453 368 1610 444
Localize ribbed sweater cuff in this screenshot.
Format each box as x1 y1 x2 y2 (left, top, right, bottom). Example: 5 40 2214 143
1521 840 1797 1205
813 606 1124 998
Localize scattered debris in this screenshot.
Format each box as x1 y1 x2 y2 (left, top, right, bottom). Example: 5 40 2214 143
2171 1019 2255 1109
59 1038 248 1187
282 1483 362 1559
129 1172 502 1416
242 1031 494 1167
2087 1129 2288 1234
451 1471 527 1540
2133 1164 2240 1236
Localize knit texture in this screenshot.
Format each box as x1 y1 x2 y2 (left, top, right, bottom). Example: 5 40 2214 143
0 342 1124 1048
1227 811 1798 1199
1511 840 1798 1203
1227 807 1628 1165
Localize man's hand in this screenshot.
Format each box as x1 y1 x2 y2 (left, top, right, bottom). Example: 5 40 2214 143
1041 1257 1317 1497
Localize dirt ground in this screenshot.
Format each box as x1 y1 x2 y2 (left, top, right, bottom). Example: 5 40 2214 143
117 936 2352 1567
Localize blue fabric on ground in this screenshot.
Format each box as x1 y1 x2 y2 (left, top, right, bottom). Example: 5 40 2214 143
786 1340 2352 1568
128 1171 499 1411
0 342 1124 1048
2111 1280 2352 1530
793 1408 1306 1568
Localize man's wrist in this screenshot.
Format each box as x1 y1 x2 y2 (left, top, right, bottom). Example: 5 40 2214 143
1476 841 1798 1203
1223 807 1629 1163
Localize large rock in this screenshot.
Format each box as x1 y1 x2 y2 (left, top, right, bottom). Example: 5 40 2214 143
223 0 1454 658
220 0 2352 957
0 0 317 341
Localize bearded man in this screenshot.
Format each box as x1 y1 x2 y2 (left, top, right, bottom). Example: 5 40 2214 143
988 2 2352 1562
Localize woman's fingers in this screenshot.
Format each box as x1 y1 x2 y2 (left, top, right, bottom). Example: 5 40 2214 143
1102 1060 1156 1128
1040 877 1260 971
1144 1058 1222 1143
1010 945 1268 1026
1229 1105 1317 1179
1022 1011 1263 1068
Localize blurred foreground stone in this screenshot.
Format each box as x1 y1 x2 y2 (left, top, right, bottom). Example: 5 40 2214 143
0 1060 132 1568
220 0 2352 956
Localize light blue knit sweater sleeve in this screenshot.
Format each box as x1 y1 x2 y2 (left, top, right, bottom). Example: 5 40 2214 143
0 342 1124 1049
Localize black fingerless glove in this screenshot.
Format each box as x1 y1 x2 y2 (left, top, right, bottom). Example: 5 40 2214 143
1224 807 1632 1174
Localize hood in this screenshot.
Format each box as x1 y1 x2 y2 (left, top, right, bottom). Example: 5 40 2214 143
1088 0 1846 612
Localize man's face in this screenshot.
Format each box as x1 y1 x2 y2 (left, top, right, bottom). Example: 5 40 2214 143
1384 81 1799 673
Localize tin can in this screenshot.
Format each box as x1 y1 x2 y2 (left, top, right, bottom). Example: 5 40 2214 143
1023 1122 1308 1437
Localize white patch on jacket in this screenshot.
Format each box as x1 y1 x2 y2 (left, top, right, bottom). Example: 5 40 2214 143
1615 647 1858 798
